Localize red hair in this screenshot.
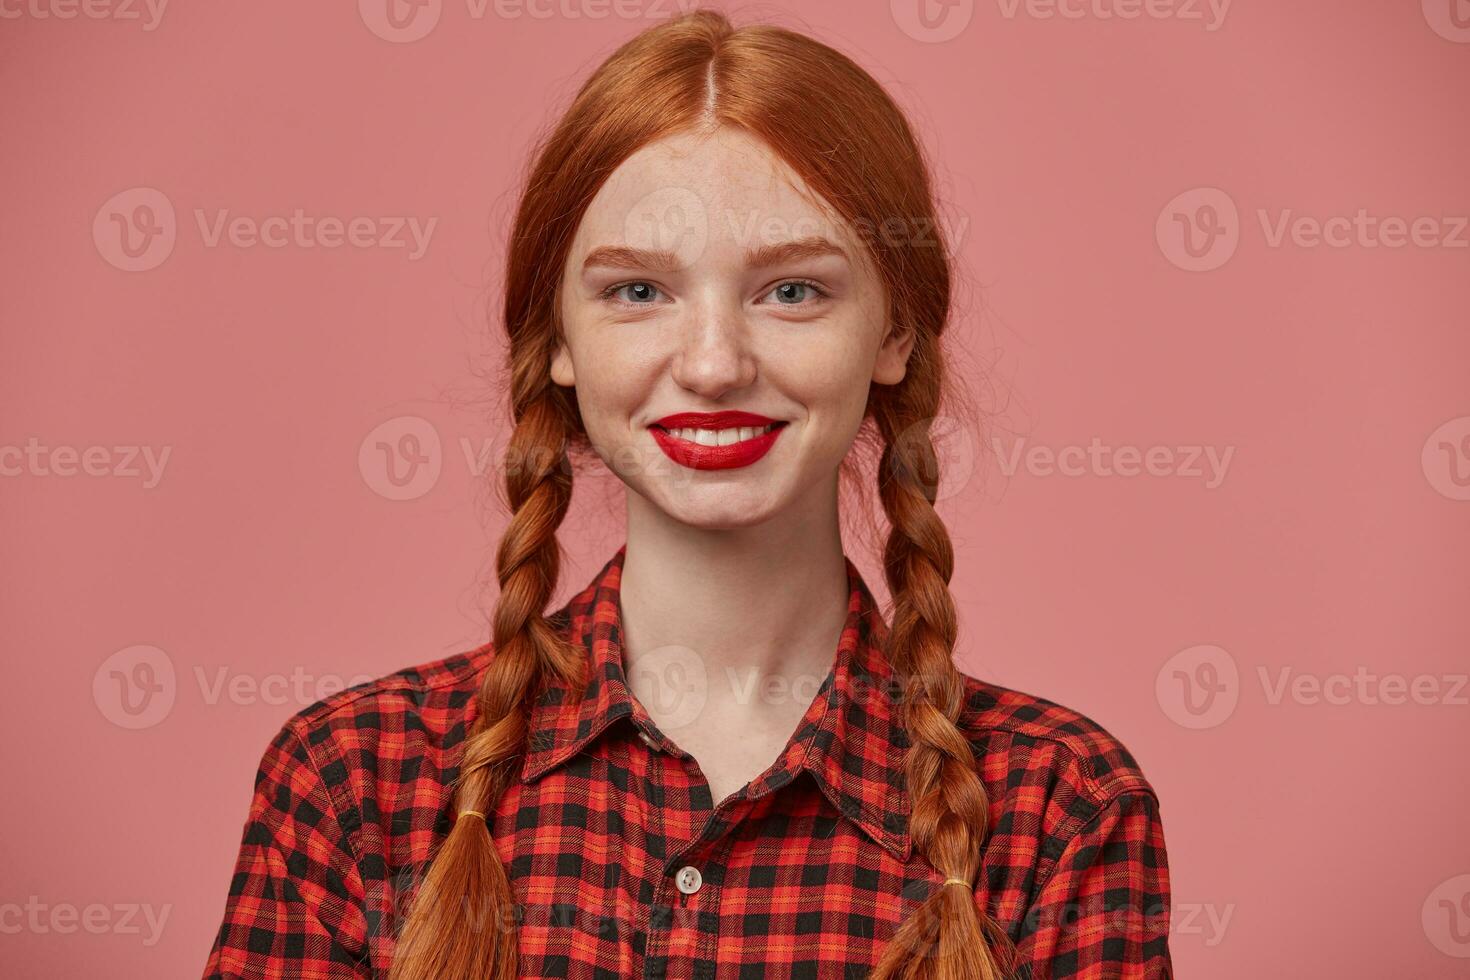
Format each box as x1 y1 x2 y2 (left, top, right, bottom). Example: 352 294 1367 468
388 9 1014 979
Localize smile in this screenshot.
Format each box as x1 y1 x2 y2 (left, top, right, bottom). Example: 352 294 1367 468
657 424 780 446
648 411 788 471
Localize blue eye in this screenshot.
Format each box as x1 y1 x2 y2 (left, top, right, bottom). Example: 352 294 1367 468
767 280 826 304
602 281 661 304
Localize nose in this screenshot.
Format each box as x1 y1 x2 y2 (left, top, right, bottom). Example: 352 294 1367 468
669 299 757 399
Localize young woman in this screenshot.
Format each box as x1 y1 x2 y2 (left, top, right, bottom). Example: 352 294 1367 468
204 10 1170 979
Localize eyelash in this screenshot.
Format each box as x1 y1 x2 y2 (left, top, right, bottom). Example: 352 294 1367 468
598 278 830 307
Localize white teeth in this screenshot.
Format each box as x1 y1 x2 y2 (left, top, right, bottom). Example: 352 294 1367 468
665 424 775 445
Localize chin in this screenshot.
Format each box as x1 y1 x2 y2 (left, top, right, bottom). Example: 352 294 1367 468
657 492 781 531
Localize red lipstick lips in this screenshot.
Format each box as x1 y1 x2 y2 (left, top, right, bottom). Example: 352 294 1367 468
649 411 787 471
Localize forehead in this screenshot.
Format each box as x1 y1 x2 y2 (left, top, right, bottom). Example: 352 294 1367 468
568 126 860 263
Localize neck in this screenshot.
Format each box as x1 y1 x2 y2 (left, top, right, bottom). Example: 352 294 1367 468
618 480 852 705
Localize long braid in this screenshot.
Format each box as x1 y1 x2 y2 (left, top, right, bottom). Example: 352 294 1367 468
387 389 583 980
867 385 1016 980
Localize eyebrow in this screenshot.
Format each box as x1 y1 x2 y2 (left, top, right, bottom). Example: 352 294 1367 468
580 236 849 275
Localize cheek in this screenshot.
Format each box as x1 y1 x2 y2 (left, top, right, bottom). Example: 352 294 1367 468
764 340 873 440
570 339 660 434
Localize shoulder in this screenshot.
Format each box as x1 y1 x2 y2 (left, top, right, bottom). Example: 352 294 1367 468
255 642 497 832
950 675 1174 969
279 641 494 744
289 643 496 728
954 670 1160 814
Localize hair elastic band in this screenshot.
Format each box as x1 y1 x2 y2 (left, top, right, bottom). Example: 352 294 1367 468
943 878 970 888
458 810 487 821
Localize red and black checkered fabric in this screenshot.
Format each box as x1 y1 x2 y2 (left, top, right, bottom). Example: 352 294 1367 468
203 543 1172 978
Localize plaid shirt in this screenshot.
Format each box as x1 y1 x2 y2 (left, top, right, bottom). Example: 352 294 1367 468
203 544 1171 979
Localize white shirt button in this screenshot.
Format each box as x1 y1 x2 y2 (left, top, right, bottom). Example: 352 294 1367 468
638 731 658 749
674 865 703 895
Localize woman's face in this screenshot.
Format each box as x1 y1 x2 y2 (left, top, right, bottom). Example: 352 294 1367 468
553 125 913 530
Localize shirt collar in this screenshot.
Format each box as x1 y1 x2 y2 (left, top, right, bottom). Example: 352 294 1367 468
520 543 914 863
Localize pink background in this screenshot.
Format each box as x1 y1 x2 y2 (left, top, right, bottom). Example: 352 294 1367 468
3 1 1468 976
